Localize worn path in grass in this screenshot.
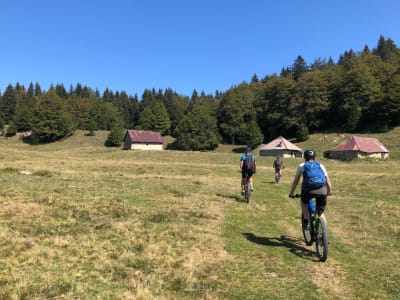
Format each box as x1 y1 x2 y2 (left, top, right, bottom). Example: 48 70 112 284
0 130 399 299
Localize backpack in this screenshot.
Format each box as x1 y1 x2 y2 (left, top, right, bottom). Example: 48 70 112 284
274 159 282 169
302 161 326 190
243 154 255 173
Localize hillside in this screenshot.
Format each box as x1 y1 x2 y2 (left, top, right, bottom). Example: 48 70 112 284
0 128 399 299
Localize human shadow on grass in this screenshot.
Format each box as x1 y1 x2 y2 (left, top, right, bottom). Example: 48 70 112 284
243 233 317 261
216 193 247 203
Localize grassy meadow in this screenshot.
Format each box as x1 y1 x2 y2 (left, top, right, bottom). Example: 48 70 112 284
0 128 399 299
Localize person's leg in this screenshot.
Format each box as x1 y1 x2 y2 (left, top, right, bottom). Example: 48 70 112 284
241 172 245 193
316 195 327 225
301 191 310 223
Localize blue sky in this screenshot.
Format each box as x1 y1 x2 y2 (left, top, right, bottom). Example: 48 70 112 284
1 0 399 97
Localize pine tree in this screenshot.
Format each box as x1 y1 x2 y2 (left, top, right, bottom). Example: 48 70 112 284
104 124 124 147
0 84 16 123
136 101 170 135
174 107 220 151
30 90 75 143
292 55 308 80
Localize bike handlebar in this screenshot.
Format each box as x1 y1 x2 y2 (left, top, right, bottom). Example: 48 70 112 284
289 192 331 198
289 194 301 198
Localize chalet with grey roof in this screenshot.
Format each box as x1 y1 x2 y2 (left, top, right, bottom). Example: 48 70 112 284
259 136 303 158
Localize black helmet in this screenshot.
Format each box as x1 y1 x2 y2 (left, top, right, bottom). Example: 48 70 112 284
304 149 316 161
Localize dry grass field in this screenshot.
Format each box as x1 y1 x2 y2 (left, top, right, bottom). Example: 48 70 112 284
0 129 399 299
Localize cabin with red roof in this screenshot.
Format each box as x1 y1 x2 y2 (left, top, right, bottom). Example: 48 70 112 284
259 136 303 158
324 136 389 160
124 130 163 150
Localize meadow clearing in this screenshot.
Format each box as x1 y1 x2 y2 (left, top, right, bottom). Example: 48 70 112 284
0 129 399 299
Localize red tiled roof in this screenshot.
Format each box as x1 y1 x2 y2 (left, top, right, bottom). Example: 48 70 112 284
330 136 389 153
126 130 163 144
259 136 303 152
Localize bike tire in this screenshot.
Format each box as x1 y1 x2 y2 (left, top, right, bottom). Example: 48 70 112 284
245 184 251 203
315 218 329 261
302 215 313 246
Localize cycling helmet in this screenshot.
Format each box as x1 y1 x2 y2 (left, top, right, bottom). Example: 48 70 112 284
245 146 252 153
304 149 316 161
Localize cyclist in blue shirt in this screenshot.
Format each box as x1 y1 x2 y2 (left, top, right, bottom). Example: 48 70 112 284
289 150 332 226
240 147 256 195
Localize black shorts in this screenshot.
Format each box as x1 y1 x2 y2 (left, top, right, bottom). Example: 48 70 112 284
301 186 327 215
242 171 254 178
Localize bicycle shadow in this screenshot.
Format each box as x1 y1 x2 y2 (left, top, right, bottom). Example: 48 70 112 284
216 193 247 203
242 233 318 261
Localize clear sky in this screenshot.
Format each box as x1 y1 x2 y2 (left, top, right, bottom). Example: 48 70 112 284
1 0 399 97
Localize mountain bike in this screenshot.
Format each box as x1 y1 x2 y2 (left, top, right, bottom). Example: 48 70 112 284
243 172 251 203
290 194 329 261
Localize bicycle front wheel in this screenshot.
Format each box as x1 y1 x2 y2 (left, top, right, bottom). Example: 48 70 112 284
302 216 313 246
315 218 329 261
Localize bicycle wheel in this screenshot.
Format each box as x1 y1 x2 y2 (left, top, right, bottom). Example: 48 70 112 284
244 183 251 203
315 218 329 261
302 215 313 246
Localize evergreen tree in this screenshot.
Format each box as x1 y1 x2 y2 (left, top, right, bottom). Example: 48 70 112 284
162 88 189 132
34 83 42 96
251 74 259 83
136 100 170 135
30 90 75 143
290 70 331 132
113 91 137 129
0 116 4 135
292 55 308 81
13 88 35 131
239 120 264 148
295 123 309 142
104 123 124 147
217 83 256 144
0 84 16 123
27 83 35 97
5 123 17 137
256 76 295 139
174 106 220 151
374 35 399 62
55 84 68 99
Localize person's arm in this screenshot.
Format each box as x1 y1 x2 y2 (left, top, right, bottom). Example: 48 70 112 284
289 175 301 197
320 164 331 195
240 158 243 170
326 175 332 195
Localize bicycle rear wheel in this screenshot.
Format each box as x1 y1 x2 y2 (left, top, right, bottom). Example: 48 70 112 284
315 218 329 261
244 183 251 203
302 215 313 246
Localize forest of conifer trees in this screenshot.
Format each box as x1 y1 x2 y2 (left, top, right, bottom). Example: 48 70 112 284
0 35 399 150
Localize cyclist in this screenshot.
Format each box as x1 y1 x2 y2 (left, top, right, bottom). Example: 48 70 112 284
288 149 331 226
240 147 256 195
273 156 285 183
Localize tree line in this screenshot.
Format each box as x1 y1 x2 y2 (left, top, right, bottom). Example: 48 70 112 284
1 35 399 150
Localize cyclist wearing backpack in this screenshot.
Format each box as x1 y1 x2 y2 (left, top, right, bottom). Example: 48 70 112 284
289 150 331 226
240 147 256 195
273 156 285 183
